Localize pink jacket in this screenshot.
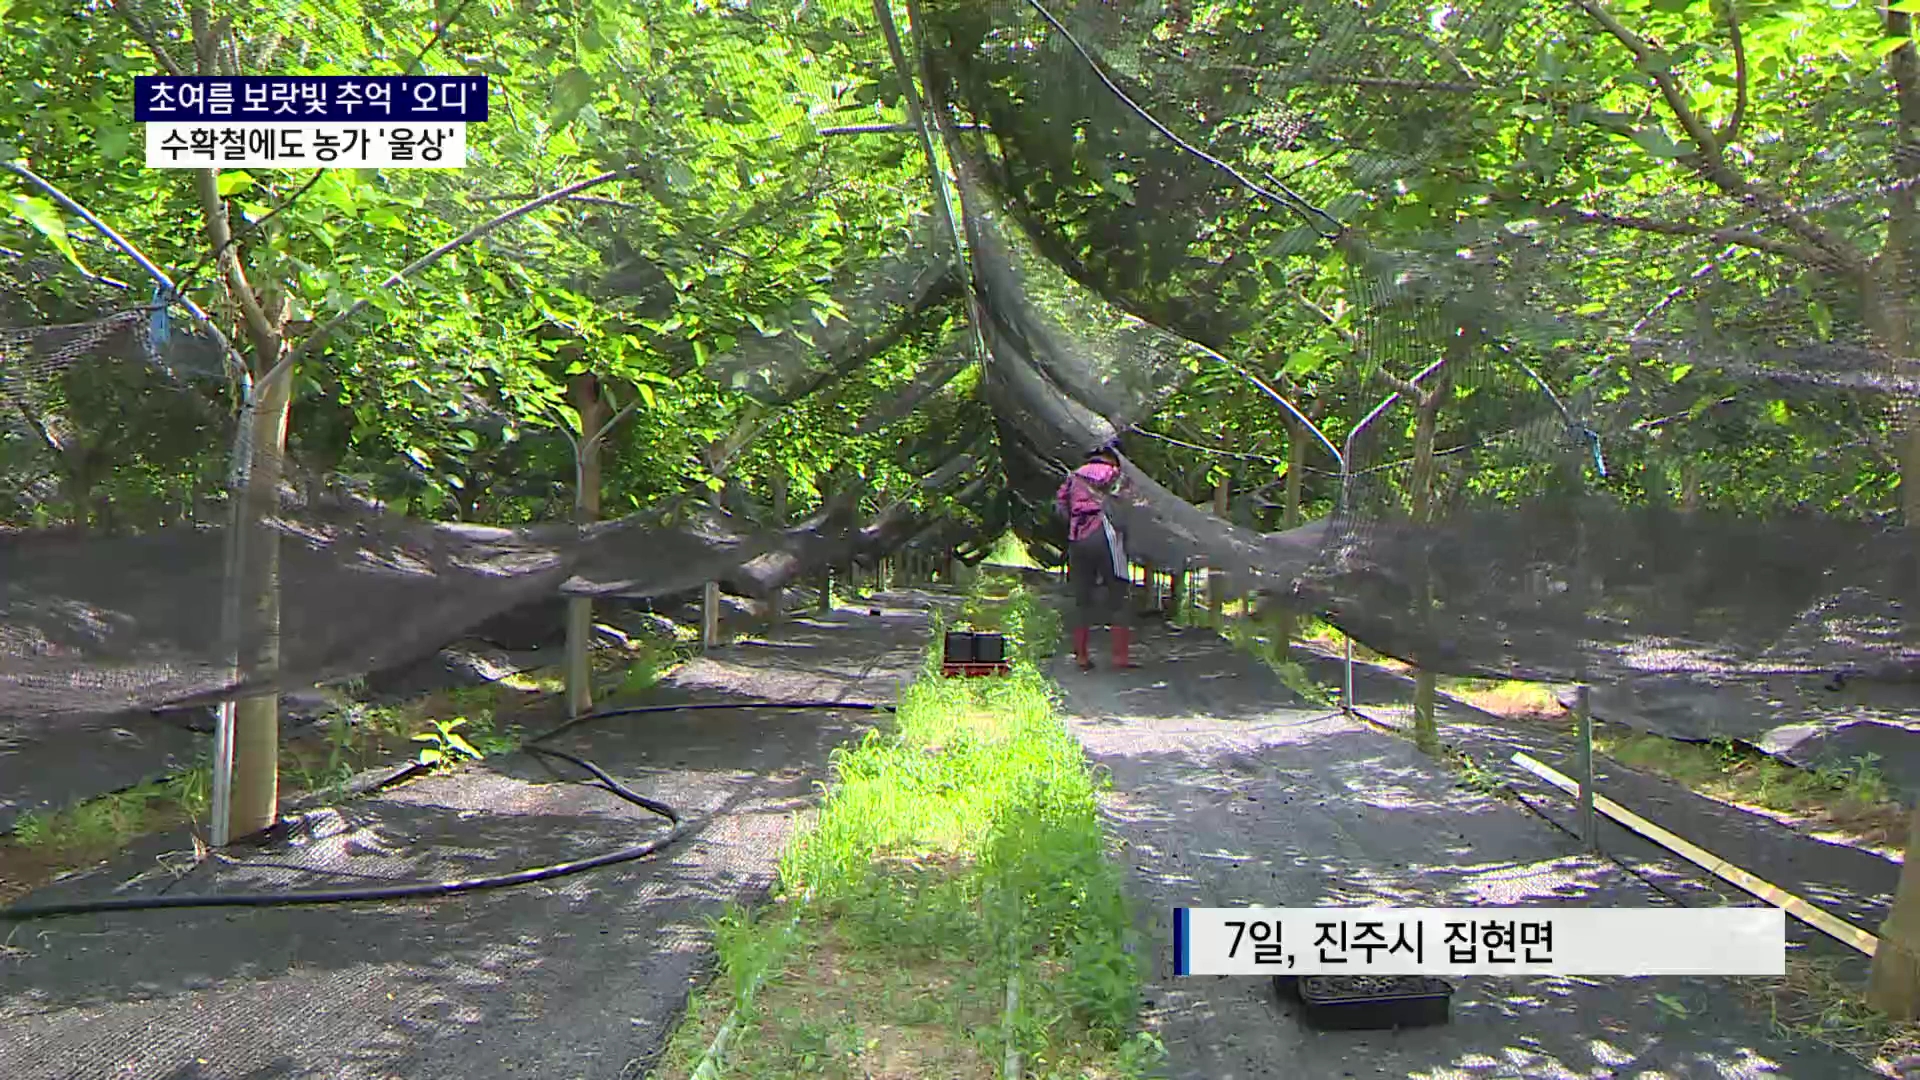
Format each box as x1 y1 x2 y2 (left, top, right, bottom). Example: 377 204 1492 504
1056 461 1120 542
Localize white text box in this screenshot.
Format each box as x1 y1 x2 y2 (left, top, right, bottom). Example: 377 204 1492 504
145 122 467 169
1174 907 1786 976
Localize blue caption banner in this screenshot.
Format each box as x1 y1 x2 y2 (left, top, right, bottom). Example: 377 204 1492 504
135 76 488 123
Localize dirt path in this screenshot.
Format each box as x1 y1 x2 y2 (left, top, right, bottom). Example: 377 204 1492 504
1054 615 1875 1079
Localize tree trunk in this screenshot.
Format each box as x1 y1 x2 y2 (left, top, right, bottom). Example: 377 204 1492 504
1275 415 1308 644
565 373 610 720
1409 371 1453 757
1872 804 1920 1018
1865 226 1920 1019
1209 476 1230 622
227 360 293 839
1867 9 1920 1013
767 467 789 623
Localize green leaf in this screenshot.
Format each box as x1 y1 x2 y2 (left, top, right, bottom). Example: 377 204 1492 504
1670 363 1693 383
445 734 481 759
1874 36 1914 58
1765 399 1791 425
1630 127 1685 160
96 126 132 162
216 170 254 196
6 194 89 276
1808 300 1833 342
551 67 596 128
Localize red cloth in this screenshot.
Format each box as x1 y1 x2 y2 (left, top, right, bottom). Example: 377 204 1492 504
1056 461 1120 542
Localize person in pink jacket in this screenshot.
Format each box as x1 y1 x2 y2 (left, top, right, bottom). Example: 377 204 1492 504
1055 444 1137 671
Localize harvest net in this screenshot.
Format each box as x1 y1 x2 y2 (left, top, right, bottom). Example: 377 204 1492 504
3 0 1917 763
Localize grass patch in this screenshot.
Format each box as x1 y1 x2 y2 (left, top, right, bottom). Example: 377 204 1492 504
1596 730 1908 850
1437 677 1567 721
1222 613 1336 707
655 579 1163 1079
1740 950 1920 1073
984 531 1043 570
0 766 212 905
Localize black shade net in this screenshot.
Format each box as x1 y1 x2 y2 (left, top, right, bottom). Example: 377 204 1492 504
9 0 1920 737
915 0 1920 693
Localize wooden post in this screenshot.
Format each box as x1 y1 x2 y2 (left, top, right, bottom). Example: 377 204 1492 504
702 581 722 651
1275 414 1308 645
768 467 789 624
566 372 611 720
1209 476 1230 622
1575 684 1596 850
1409 353 1456 756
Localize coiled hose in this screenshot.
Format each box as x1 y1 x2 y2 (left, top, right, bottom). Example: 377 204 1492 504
0 699 892 921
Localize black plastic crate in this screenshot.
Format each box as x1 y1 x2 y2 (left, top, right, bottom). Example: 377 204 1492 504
943 631 1007 665
972 633 1006 664
1293 975 1452 1031
943 631 977 664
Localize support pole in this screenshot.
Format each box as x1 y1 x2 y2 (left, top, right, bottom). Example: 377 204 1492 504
703 581 722 652
768 467 789 624
1337 355 1447 718
1575 684 1596 850
1209 475 1230 622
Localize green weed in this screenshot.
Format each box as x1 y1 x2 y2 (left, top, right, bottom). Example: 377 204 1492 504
413 716 483 770
1599 731 1910 848
663 586 1160 1079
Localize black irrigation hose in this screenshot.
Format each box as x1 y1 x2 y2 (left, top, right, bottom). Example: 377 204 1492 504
0 698 891 922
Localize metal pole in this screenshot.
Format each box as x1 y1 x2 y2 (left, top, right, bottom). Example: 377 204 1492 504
1334 354 1453 718
1577 685 1597 850
209 389 260 849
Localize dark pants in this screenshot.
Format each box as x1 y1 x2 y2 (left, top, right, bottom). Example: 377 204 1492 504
1068 528 1128 630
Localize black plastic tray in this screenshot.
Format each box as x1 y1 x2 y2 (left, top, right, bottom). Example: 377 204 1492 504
1291 975 1452 1031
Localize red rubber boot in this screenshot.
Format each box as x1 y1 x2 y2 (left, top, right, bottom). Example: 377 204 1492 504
1111 625 1139 669
1073 627 1093 671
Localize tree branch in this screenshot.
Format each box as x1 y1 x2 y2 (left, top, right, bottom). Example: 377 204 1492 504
1716 0 1747 148
467 192 648 210
1211 62 1479 95
818 121 984 136
1573 0 1864 275
1543 202 1830 264
266 167 645 387
1295 290 1357 345
108 0 183 76
194 168 279 366
1371 366 1426 402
